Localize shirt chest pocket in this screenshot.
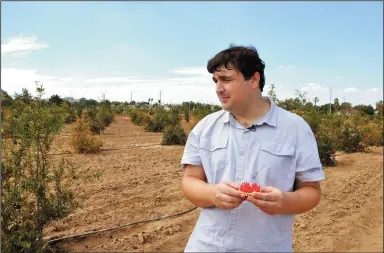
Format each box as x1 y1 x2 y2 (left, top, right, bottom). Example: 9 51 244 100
256 141 296 190
198 137 228 183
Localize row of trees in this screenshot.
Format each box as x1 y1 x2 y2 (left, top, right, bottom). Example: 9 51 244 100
267 84 383 165
3 84 380 119
267 84 383 116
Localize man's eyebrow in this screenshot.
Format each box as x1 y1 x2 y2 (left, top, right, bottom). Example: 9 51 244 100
213 74 233 79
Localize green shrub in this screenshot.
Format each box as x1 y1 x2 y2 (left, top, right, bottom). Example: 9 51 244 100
184 109 190 122
145 117 167 132
1 85 77 253
144 110 181 132
362 121 383 146
149 109 155 116
336 116 366 152
338 125 365 152
75 105 83 119
85 109 104 134
65 110 77 124
98 104 114 127
315 130 337 166
56 102 77 124
302 109 322 134
161 124 187 145
129 111 150 126
69 119 103 153
115 106 124 115
130 111 138 122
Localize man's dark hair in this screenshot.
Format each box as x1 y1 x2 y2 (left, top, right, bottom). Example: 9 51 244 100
207 45 266 92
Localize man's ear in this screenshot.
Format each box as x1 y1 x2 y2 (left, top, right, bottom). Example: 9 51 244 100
251 72 260 89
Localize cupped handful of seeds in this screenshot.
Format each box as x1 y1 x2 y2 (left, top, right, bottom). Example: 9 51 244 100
239 182 261 197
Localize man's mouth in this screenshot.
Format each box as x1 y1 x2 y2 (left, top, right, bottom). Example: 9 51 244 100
220 97 230 102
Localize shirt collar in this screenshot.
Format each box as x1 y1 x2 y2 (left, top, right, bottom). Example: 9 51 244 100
220 96 277 127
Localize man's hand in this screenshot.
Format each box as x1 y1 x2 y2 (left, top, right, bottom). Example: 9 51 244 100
211 181 247 210
247 186 284 215
247 181 322 215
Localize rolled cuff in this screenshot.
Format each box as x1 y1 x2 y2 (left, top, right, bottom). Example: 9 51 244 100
295 166 325 182
181 158 202 169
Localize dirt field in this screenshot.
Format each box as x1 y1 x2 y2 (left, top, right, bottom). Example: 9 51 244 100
44 115 383 252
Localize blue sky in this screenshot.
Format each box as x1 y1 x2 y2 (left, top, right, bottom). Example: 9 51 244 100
1 1 383 106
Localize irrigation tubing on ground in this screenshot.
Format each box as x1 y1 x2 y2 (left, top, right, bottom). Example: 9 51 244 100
46 142 193 246
45 206 198 246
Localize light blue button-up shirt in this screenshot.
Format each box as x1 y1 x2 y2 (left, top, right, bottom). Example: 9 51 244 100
181 97 325 252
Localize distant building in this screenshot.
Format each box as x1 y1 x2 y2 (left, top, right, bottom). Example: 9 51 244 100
336 109 360 116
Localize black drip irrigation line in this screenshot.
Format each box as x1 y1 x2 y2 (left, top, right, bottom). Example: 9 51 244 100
46 206 198 245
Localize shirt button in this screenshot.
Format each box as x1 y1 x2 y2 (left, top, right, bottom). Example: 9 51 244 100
236 175 243 180
239 148 246 156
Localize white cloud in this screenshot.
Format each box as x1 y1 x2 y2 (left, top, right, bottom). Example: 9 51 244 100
343 87 360 93
364 88 379 93
336 76 342 80
300 82 328 92
1 34 48 56
83 67 213 88
1 68 73 97
0 67 216 104
83 76 211 87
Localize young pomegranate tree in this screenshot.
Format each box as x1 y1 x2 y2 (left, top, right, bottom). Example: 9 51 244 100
1 83 77 253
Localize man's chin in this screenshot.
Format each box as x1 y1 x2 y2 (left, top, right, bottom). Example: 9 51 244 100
220 103 231 111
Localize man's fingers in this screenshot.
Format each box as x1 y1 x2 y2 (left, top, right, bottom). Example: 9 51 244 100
260 186 274 193
251 192 264 200
218 193 244 204
251 192 276 201
220 182 244 198
247 196 275 209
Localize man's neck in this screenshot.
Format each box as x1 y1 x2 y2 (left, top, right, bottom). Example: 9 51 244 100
231 97 271 128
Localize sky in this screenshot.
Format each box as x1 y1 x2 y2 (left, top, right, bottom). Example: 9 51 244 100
1 1 383 106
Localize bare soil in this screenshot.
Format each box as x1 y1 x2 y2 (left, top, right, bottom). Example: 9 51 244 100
44 115 383 252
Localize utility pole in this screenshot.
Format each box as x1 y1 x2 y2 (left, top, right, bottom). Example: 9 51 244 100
130 91 132 103
159 90 162 105
329 86 332 114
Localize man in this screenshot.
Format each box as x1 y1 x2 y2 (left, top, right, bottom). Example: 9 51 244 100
180 45 325 252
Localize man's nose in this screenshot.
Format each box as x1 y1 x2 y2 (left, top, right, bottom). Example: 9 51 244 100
216 81 224 93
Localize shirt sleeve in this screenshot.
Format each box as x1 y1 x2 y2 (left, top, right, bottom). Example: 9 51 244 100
295 129 325 182
181 130 202 169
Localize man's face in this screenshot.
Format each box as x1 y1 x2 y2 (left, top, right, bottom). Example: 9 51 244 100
212 67 257 111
